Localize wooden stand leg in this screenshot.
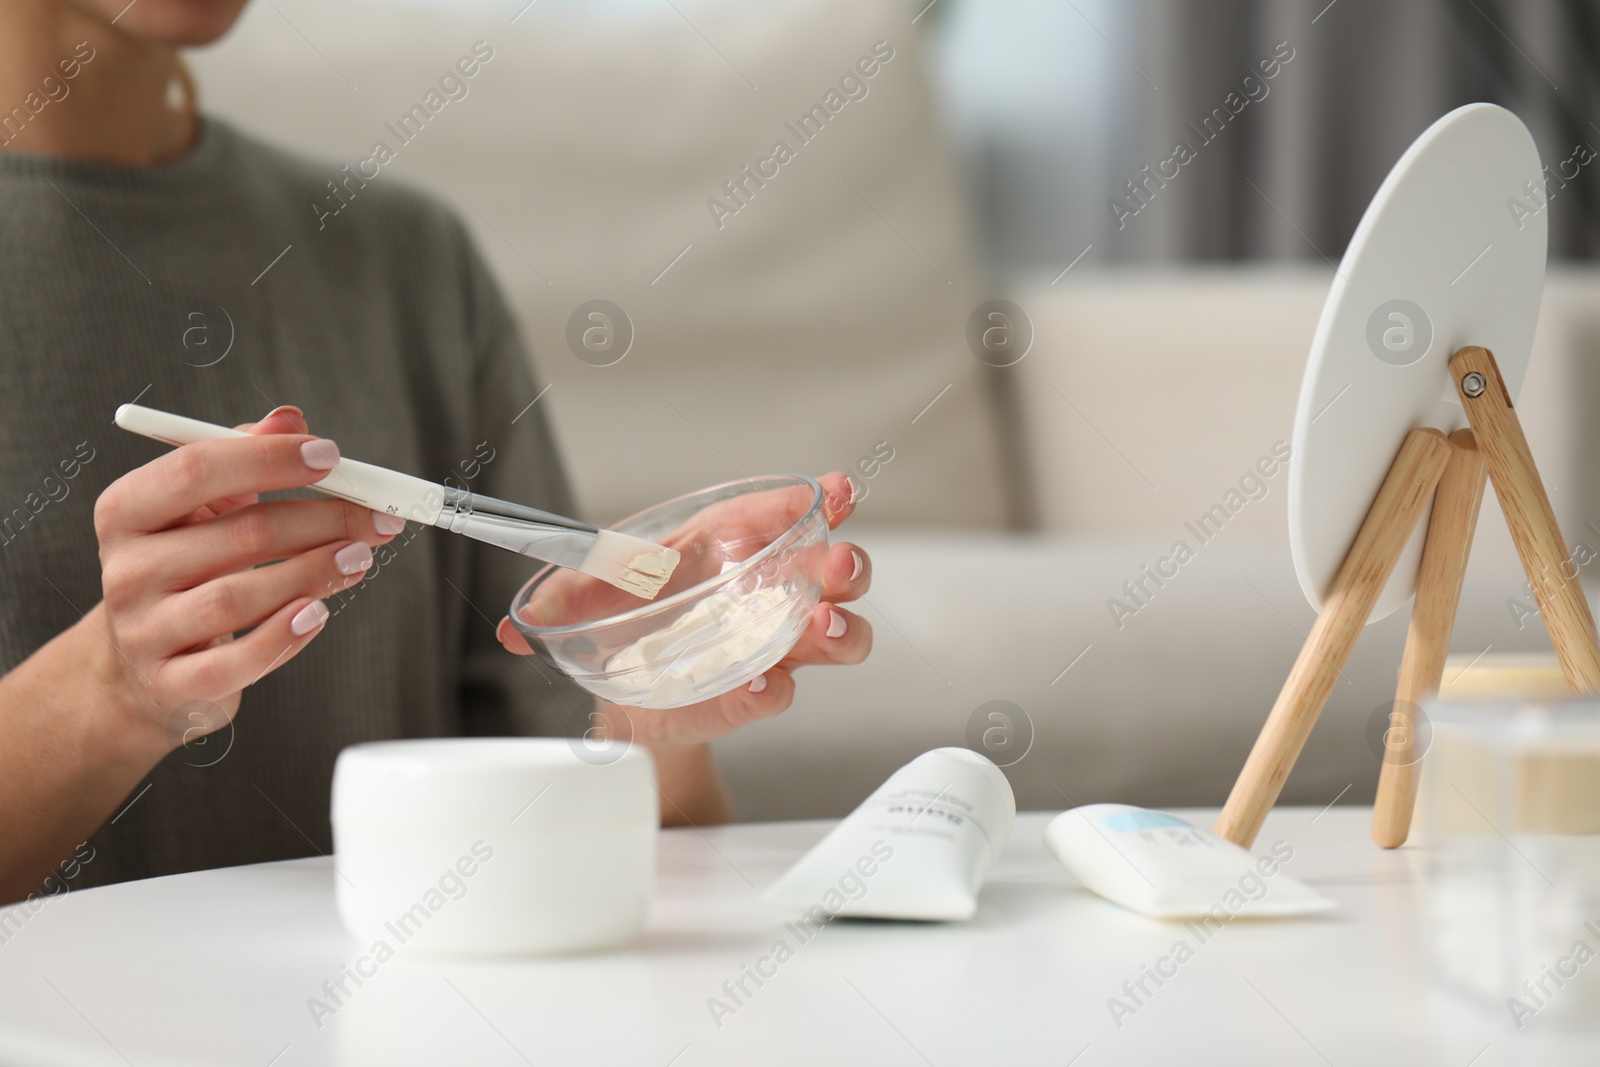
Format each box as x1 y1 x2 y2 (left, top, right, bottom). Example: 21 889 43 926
1215 428 1452 848
1371 429 1487 848
1451 347 1600 692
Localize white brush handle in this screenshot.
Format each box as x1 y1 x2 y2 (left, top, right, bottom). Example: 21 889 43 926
114 405 447 524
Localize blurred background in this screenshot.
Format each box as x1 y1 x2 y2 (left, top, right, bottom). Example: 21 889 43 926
190 0 1600 819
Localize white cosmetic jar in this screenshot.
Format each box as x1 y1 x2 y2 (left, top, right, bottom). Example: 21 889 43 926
331 738 657 956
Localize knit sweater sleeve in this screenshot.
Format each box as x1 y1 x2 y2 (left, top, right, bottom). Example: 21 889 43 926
449 226 591 740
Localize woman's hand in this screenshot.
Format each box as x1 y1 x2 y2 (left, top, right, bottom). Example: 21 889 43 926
493 473 873 822
495 472 872 742
0 405 409 901
91 406 403 756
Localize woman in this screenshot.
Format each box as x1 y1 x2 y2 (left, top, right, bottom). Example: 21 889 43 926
0 0 873 902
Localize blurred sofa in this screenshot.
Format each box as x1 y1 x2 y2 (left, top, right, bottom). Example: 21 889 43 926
712 270 1599 819
191 0 1600 819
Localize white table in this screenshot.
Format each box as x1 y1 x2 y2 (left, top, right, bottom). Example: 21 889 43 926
0 808 1589 1066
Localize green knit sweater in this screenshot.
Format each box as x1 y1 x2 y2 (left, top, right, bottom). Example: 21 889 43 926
0 119 585 889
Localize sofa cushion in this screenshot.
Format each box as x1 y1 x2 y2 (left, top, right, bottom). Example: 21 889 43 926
190 0 1010 527
713 530 1546 820
1011 268 1600 549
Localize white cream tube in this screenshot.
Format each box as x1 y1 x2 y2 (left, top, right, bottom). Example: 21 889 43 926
761 748 1014 922
1044 803 1334 921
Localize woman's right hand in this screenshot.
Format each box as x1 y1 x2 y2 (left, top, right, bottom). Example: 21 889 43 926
90 405 404 755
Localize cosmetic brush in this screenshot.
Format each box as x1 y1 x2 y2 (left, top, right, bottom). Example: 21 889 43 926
114 405 680 600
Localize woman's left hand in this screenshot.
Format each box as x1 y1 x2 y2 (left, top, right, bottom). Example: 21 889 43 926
494 472 873 747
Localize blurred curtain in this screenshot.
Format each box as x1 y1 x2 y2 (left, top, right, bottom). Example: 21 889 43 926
941 0 1600 271
1118 0 1600 262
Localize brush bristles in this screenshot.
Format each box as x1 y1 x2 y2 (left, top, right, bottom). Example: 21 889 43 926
580 529 682 600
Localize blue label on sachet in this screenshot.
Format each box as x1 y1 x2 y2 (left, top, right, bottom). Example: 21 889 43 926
1100 810 1190 832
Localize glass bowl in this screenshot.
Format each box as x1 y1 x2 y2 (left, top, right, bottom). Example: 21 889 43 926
509 475 828 709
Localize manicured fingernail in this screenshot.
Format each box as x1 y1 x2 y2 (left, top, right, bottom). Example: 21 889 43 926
749 674 768 694
301 439 339 470
372 512 406 535
268 405 303 420
291 599 329 636
335 542 373 576
848 550 864 583
825 609 847 639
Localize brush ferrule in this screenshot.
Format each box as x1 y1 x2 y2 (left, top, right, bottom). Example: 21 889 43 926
434 487 597 568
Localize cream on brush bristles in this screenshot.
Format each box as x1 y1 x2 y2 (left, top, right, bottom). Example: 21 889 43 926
580 529 682 600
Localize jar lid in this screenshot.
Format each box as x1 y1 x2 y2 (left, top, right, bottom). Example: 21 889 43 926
331 738 655 829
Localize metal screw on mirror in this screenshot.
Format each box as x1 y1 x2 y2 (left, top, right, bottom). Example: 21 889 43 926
1460 371 1487 398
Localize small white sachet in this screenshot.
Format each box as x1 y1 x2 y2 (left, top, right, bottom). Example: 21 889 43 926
1044 803 1334 921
